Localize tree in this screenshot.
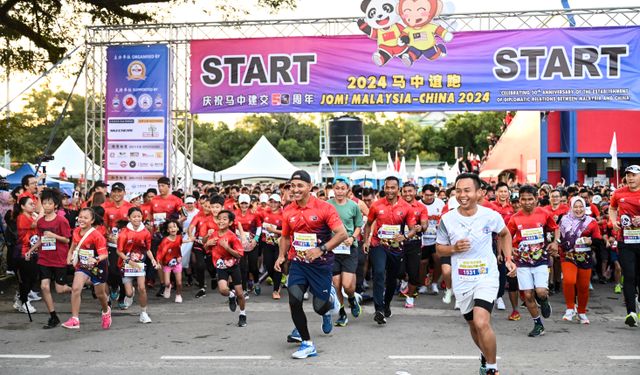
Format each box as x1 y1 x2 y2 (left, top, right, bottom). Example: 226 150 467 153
0 0 297 73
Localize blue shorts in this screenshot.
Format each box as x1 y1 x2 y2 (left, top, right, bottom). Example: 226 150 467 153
610 248 619 263
75 268 107 286
288 261 332 302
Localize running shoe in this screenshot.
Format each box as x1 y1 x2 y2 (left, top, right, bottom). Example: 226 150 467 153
374 310 387 325
61 317 80 329
322 313 333 334
486 369 500 375
43 315 60 329
429 283 439 295
528 323 545 337
195 288 206 299
578 313 590 325
124 295 134 308
101 307 112 330
118 301 128 310
291 341 317 359
496 297 506 310
163 285 172 299
238 314 247 327
540 298 552 319
266 276 273 285
254 284 261 296
442 289 453 304
303 291 309 300
350 297 362 318
624 312 639 327
139 311 152 324
508 310 521 321
228 294 237 312
15 301 37 314
287 328 302 343
418 285 428 294
156 285 165 298
479 353 487 375
335 313 348 327
272 291 281 300
28 291 42 301
614 284 622 294
281 274 287 288
109 288 119 301
405 296 415 309
175 295 183 304
563 308 576 322
454 300 460 310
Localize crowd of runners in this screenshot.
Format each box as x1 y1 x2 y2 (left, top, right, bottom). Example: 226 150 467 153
2 165 640 375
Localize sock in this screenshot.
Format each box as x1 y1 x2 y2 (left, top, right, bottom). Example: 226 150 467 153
480 353 486 365
486 363 497 370
533 316 543 325
50 311 58 319
141 306 147 312
240 310 246 316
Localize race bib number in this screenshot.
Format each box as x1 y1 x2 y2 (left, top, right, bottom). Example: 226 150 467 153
378 224 401 240
623 228 640 244
457 259 488 281
123 262 145 277
574 237 591 252
421 220 438 246
520 227 544 245
153 213 167 227
333 242 351 255
41 236 56 251
292 233 317 252
78 249 94 266
215 257 237 270
108 227 119 247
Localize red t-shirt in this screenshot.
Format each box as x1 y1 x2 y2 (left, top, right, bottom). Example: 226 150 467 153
610 186 640 244
406 199 428 239
140 203 152 223
234 209 262 236
491 200 515 224
17 213 38 257
282 196 343 264
544 204 570 223
102 200 134 231
72 226 107 271
210 229 244 269
223 198 236 211
117 224 152 268
149 194 183 229
507 207 558 267
18 191 39 207
156 236 183 265
261 209 284 245
36 214 71 267
585 203 601 219
367 198 417 248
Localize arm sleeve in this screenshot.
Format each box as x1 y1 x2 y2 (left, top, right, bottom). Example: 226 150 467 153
589 221 603 240
60 217 71 238
546 212 559 231
117 229 127 251
610 193 619 209
354 204 364 229
507 217 518 237
281 212 291 237
95 233 108 256
145 231 152 251
367 203 377 224
492 211 506 234
436 218 450 245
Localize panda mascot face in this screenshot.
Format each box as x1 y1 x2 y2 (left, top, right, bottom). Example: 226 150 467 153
361 0 402 30
621 214 632 227
29 234 40 247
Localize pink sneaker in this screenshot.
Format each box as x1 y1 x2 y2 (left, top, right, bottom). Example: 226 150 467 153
61 317 80 329
163 285 172 299
404 297 415 308
101 307 112 330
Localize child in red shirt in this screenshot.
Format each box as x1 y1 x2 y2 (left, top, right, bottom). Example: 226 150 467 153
157 220 183 303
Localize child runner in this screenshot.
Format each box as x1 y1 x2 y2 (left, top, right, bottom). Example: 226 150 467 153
15 196 40 314
208 210 246 327
157 220 184 303
117 207 157 323
61 208 111 329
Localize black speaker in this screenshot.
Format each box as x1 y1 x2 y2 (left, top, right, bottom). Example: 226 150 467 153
455 147 464 159
586 162 597 177
327 116 364 156
606 167 615 178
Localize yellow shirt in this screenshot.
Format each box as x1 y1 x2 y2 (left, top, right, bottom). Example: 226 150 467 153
405 23 442 50
376 24 403 47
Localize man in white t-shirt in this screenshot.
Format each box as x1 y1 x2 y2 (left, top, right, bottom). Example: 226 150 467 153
420 184 446 297
436 173 516 375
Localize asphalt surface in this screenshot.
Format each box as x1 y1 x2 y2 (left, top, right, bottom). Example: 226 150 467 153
0 280 638 375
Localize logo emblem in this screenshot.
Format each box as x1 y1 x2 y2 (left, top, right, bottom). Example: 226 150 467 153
127 60 146 80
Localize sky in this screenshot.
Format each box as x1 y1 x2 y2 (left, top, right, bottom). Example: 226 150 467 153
2 0 640 121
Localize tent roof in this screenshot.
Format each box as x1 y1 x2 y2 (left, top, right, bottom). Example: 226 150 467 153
216 136 297 182
0 165 12 177
45 136 103 178
175 150 215 182
6 163 74 194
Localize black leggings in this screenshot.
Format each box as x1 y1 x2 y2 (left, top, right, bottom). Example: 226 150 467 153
619 243 640 314
497 261 507 298
241 248 261 290
193 249 216 289
261 243 282 291
403 241 422 286
107 247 123 290
17 257 38 304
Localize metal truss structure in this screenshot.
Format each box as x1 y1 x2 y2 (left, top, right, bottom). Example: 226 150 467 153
84 7 640 191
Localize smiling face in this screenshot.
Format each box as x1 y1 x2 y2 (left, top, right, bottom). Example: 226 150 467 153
399 0 438 28
364 0 402 29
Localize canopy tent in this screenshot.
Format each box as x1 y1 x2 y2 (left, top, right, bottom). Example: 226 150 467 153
6 163 74 196
0 165 11 177
45 136 104 179
215 136 297 182
175 150 215 182
415 168 448 187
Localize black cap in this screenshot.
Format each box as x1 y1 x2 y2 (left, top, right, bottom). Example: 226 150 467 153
111 182 126 191
93 180 109 188
290 170 311 183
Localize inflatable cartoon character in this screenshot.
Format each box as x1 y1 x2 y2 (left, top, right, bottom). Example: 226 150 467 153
397 0 453 66
357 0 408 66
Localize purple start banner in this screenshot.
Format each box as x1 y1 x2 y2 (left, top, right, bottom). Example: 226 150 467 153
189 26 640 113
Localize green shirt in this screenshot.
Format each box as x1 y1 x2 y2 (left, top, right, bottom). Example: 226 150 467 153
329 198 364 244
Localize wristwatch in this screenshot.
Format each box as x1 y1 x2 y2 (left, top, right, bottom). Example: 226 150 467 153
555 238 561 244
319 244 328 254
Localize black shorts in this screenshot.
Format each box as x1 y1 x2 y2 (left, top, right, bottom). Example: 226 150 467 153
333 246 358 275
216 265 242 287
39 265 67 285
421 244 436 260
440 256 451 265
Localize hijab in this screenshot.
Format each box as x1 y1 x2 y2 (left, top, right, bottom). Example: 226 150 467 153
559 196 595 250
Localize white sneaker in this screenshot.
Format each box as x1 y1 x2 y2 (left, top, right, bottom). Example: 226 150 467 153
330 286 340 315
124 296 134 308
563 308 576 321
175 295 183 304
418 286 429 295
400 280 409 292
578 313 589 324
17 301 37 314
454 299 460 310
362 280 369 290
163 285 171 299
496 297 506 310
430 283 440 295
442 288 453 304
139 311 152 324
303 291 309 300
28 291 42 301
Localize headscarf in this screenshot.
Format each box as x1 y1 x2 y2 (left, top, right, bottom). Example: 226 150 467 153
559 196 595 250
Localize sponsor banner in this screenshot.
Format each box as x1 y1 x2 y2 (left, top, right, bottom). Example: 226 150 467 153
190 26 640 113
105 44 170 191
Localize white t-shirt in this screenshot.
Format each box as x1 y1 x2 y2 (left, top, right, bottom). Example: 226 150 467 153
420 198 445 246
436 205 504 293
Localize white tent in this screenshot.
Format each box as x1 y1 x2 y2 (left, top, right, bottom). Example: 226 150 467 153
317 151 334 182
0 165 11 176
45 136 104 178
175 150 215 182
412 155 422 180
216 136 297 182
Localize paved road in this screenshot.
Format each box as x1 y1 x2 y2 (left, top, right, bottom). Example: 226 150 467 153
0 281 638 375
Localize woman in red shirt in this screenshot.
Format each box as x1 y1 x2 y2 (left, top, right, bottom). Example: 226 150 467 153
259 194 284 299
157 220 183 303
235 194 262 294
117 207 156 323
559 196 602 324
15 196 40 315
61 208 110 330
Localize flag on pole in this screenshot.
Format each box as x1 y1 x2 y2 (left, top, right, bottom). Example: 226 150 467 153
387 152 394 172
609 131 618 170
399 156 407 181
394 151 401 172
